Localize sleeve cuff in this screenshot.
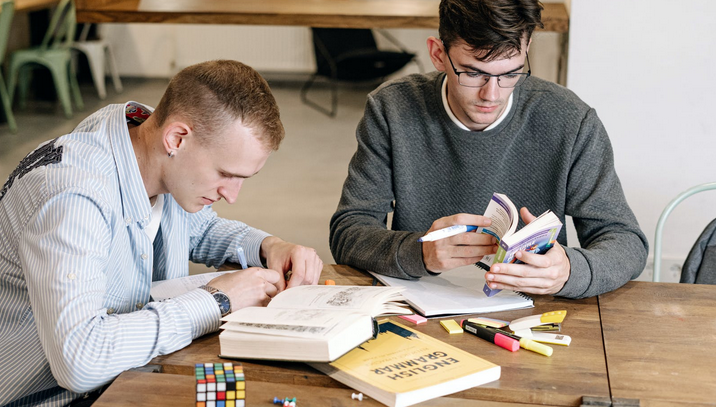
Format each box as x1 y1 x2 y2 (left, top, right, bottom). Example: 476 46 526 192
397 232 431 278
241 229 272 267
173 289 222 339
555 247 591 298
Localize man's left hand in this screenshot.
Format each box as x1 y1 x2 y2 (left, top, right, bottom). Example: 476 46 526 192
484 207 570 295
260 236 323 290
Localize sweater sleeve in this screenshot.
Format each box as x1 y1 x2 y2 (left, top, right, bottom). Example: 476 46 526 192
330 95 429 279
557 108 649 298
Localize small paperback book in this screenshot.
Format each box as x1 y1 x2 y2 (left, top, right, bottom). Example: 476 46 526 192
310 320 501 407
477 193 563 297
219 285 410 362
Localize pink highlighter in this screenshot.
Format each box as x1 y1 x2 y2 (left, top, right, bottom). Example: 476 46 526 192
461 320 520 352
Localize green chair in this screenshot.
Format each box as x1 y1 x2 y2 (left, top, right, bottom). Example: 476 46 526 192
8 0 83 119
653 182 716 282
0 0 17 133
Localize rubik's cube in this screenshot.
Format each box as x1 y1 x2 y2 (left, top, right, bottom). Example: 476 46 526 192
196 362 245 407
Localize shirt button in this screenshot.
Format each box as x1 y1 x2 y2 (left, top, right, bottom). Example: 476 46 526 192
125 217 132 224
67 273 76 280
107 308 115 314
136 302 144 309
141 253 148 260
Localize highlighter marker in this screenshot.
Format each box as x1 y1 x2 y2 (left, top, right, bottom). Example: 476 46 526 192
418 225 479 242
461 320 519 352
509 310 567 332
476 324 553 357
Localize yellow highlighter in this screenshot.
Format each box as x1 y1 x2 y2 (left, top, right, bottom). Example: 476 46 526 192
509 310 567 332
472 324 553 357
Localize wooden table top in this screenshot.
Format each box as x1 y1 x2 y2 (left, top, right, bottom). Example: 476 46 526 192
75 0 569 33
150 264 608 406
95 370 563 407
598 281 716 406
14 0 58 13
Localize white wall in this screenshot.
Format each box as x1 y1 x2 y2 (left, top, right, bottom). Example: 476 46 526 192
567 0 716 281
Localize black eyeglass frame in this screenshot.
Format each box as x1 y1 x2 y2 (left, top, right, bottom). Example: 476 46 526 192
444 49 531 89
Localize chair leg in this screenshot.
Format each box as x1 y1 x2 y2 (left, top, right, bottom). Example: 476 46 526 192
300 74 338 118
83 46 107 99
105 45 123 93
48 64 73 119
68 61 84 110
17 67 31 110
0 72 17 133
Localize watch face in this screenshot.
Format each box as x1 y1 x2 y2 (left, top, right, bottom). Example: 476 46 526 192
213 292 231 316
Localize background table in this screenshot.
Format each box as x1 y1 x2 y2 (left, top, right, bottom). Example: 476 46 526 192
74 0 569 32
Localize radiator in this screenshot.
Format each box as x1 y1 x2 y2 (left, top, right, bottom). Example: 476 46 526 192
174 25 316 73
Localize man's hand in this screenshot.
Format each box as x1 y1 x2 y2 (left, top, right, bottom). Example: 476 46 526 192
422 213 497 273
485 207 570 295
208 268 282 311
260 236 323 290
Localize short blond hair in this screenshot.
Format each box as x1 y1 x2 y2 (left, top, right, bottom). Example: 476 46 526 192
152 60 284 150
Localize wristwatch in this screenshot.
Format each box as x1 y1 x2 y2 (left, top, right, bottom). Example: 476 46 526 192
199 285 231 317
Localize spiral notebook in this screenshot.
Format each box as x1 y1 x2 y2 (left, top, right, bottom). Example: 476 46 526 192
369 264 533 317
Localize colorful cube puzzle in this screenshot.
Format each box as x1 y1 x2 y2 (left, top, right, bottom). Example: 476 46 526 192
196 362 245 407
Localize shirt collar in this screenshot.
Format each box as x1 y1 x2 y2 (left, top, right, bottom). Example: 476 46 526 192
108 101 155 227
441 75 513 131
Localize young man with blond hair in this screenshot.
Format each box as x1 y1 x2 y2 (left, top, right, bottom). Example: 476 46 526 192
0 60 322 406
330 0 647 299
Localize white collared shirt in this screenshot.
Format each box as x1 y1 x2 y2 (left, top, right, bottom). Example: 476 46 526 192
441 75 513 131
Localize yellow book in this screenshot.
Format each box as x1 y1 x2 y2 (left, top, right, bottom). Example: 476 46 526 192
310 320 500 407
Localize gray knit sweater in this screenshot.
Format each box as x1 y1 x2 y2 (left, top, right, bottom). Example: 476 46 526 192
329 72 648 299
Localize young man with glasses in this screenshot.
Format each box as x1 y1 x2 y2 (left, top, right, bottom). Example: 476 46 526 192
330 0 648 299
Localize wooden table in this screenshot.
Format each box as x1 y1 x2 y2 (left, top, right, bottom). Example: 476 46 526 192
95 370 559 407
74 0 569 33
149 265 609 406
598 281 716 406
14 0 58 13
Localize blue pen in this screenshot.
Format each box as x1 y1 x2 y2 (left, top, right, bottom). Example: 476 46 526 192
236 246 248 270
418 225 479 242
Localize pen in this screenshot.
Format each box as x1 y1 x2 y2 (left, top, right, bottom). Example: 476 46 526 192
418 225 479 242
461 320 519 352
474 324 553 357
236 246 248 270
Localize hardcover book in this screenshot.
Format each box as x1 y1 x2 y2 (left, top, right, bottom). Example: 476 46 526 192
219 285 409 362
310 320 501 407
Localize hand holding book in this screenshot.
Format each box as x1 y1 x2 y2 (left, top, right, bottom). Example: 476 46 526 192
484 206 571 296
474 194 569 297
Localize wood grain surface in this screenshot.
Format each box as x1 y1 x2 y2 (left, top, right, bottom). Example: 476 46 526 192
75 0 568 32
599 281 716 406
150 264 608 406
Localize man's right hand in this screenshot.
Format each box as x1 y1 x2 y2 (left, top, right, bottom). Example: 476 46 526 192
422 213 497 273
207 268 282 312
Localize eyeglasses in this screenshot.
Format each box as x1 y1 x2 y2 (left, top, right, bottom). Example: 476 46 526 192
445 51 531 88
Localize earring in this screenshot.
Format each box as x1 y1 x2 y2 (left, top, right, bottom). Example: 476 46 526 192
168 150 175 158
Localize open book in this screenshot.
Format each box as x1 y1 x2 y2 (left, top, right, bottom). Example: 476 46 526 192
310 320 500 407
476 193 563 297
219 285 410 362
370 264 532 317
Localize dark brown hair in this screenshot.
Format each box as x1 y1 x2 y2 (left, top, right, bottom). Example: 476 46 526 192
152 60 284 151
439 0 544 61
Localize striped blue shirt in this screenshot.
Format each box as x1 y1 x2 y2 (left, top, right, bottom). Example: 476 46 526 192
0 102 271 406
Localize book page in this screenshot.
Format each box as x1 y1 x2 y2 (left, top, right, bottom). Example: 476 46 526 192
221 307 367 339
370 265 533 317
477 193 519 268
267 285 406 316
150 271 234 301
